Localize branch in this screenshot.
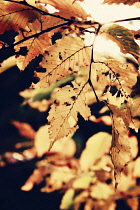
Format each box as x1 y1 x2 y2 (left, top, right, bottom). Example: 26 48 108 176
109 17 140 24
0 21 71 51
3 0 75 22
88 24 102 103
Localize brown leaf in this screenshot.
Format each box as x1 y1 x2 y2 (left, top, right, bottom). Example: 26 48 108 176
104 59 138 96
15 19 51 70
47 82 91 149
103 0 139 5
38 0 88 20
127 197 139 210
21 167 47 191
109 104 136 188
37 36 91 87
12 121 35 140
0 2 39 34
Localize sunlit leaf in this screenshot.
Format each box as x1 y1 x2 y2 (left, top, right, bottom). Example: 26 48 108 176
79 132 112 171
15 19 51 70
0 1 39 34
103 24 140 57
38 36 91 87
60 189 75 210
35 125 76 157
103 0 139 5
47 82 91 149
90 182 114 200
37 0 88 19
73 172 95 189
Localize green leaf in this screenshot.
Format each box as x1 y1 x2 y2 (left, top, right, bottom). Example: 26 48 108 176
103 24 140 57
33 74 76 101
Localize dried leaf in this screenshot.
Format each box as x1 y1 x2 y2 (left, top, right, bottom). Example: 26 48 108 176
105 59 138 96
79 132 112 171
38 36 91 87
12 121 36 140
15 19 51 70
109 104 134 188
38 0 88 20
0 1 39 34
127 197 139 210
103 0 139 5
21 167 47 191
103 24 140 57
47 82 91 149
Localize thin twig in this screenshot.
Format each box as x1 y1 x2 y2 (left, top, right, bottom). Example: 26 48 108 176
109 17 140 24
0 21 71 51
4 0 73 22
88 23 102 103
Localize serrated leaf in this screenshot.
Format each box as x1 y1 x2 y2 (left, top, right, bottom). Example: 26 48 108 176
38 36 91 87
15 19 51 70
47 82 91 149
38 0 88 20
110 106 131 188
103 0 139 5
105 59 138 96
103 24 140 57
0 1 39 34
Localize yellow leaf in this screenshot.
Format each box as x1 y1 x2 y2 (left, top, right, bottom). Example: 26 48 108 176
79 132 112 171
47 82 91 149
35 124 76 157
60 189 75 210
73 172 96 189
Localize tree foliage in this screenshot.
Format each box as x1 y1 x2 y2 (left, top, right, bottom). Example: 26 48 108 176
0 0 140 209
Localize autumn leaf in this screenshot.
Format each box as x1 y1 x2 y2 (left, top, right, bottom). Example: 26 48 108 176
109 104 135 188
0 1 39 34
21 167 47 191
12 121 36 140
14 19 52 70
104 59 138 96
37 36 91 87
103 0 139 5
38 0 88 20
103 24 140 57
47 82 91 149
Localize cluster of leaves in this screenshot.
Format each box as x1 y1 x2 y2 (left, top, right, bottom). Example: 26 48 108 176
0 0 140 209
